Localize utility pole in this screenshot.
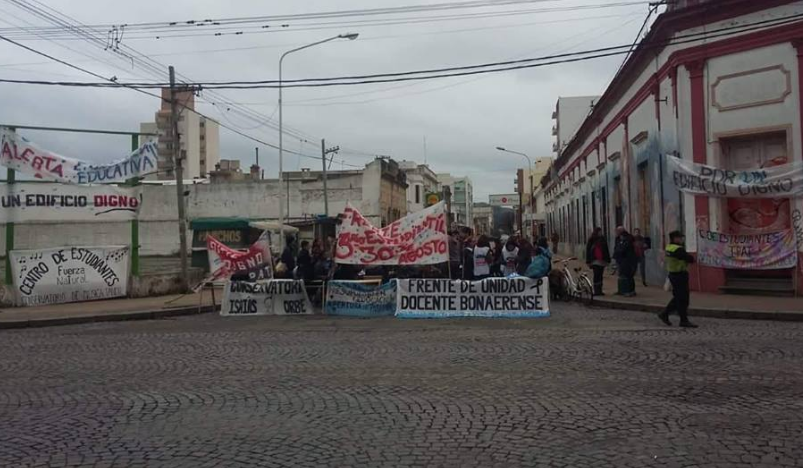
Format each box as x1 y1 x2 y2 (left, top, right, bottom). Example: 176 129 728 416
169 65 189 292
321 140 339 217
255 147 260 177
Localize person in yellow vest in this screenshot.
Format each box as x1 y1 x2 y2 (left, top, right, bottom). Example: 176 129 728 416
658 230 698 328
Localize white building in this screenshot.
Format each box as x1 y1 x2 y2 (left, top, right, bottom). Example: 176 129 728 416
552 96 600 157
398 161 440 214
544 0 803 295
140 88 220 180
438 174 473 227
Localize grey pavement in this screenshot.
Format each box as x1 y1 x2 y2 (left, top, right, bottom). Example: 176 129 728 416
1 305 802 467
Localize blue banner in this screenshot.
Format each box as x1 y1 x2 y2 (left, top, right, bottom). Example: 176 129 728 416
325 280 397 317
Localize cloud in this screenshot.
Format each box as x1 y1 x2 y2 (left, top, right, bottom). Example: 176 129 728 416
0 0 647 202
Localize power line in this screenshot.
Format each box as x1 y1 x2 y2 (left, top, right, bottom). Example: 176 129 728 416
0 1 649 40
4 13 800 90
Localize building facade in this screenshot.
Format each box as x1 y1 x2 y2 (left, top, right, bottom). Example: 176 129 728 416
544 0 803 294
552 96 600 156
140 88 220 180
284 157 408 227
399 161 440 214
515 157 553 238
438 174 473 227
473 202 492 236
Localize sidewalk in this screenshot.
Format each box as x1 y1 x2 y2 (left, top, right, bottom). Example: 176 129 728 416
557 257 803 321
0 289 221 329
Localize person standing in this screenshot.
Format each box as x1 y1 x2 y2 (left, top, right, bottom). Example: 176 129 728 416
633 228 650 287
296 240 313 282
448 230 462 280
550 232 560 255
502 239 519 276
472 235 492 280
659 230 698 328
536 236 553 272
279 237 296 279
462 235 475 281
516 239 533 276
613 226 637 297
585 227 611 296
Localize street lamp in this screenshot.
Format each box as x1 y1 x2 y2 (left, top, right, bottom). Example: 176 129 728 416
278 33 359 252
496 146 533 238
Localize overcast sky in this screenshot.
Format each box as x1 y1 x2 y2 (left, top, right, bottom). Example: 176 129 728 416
0 0 656 201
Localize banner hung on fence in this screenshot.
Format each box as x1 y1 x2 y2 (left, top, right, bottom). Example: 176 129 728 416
325 280 397 317
697 229 798 270
335 201 448 265
221 280 313 316
667 156 803 198
396 277 550 319
0 127 158 184
10 245 129 307
207 231 273 282
0 183 141 222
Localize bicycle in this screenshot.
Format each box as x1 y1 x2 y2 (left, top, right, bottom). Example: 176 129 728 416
553 257 594 305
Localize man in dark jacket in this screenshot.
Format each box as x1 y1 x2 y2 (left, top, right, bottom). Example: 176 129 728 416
659 230 697 328
585 227 611 296
296 240 314 282
613 226 638 297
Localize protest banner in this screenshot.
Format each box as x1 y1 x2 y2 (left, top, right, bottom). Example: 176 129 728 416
10 245 129 306
0 183 141 222
324 280 397 317
221 280 313 316
667 156 803 198
335 201 448 265
697 229 798 270
207 231 273 282
396 277 550 319
0 127 158 184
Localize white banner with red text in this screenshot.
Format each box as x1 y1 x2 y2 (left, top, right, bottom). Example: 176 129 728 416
221 280 313 316
395 277 550 318
0 183 141 222
335 201 448 265
0 127 158 184
207 231 273 282
10 245 129 306
667 156 803 198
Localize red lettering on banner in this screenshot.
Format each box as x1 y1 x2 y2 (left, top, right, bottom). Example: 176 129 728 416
335 203 449 265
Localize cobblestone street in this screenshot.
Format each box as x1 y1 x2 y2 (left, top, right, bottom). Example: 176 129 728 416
1 306 802 468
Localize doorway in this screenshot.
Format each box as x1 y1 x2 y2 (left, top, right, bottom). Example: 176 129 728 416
719 130 793 287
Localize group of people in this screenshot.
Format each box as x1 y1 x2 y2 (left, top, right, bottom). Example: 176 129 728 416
584 226 650 297
277 237 334 282
449 228 554 281
585 226 696 328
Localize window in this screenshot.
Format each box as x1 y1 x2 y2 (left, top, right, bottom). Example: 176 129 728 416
581 195 588 240
415 185 421 204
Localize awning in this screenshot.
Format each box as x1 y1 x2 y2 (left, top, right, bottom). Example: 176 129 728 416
190 217 252 231
249 221 300 233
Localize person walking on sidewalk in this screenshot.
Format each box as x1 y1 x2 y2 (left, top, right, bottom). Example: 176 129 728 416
613 226 638 297
633 228 650 287
585 227 610 296
659 230 698 328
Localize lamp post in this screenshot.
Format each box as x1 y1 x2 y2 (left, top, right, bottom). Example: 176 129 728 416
278 33 359 252
496 146 533 239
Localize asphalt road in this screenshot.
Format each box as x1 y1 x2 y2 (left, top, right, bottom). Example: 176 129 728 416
1 305 802 467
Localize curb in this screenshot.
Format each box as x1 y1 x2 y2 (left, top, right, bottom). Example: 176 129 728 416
0 304 220 330
591 298 803 322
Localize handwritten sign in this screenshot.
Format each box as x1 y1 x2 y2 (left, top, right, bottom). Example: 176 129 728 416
667 156 803 198
0 127 157 184
396 277 550 318
221 280 313 316
336 202 448 265
10 245 129 306
697 229 797 270
325 280 397 317
207 231 273 282
0 183 141 222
